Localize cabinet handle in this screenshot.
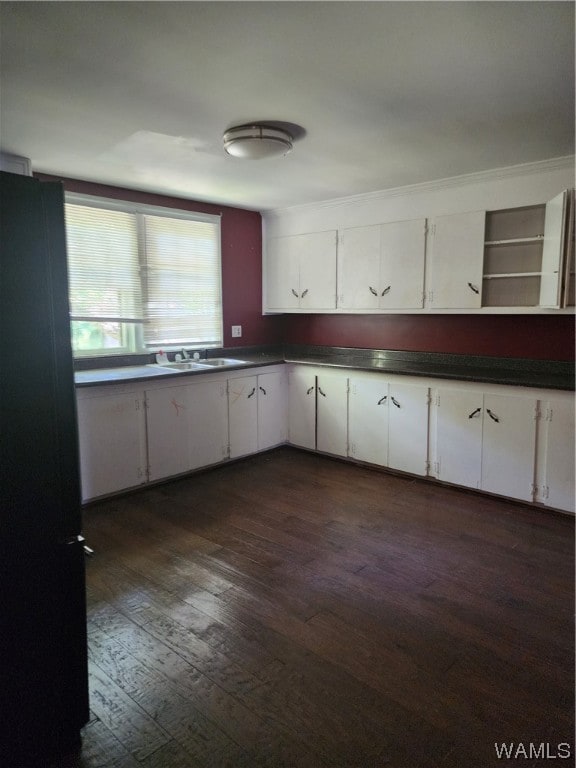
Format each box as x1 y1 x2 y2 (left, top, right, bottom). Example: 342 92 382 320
318 386 326 397
391 396 400 408
468 407 482 419
306 386 315 395
381 285 391 296
259 386 266 395
291 288 299 298
486 408 499 423
301 289 308 298
369 286 378 296
377 395 387 405
467 282 479 294
247 387 256 398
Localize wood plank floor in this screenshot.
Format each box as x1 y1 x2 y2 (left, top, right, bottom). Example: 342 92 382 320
67 448 574 767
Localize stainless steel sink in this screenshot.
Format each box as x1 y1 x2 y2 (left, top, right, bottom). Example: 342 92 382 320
148 361 212 372
202 358 248 366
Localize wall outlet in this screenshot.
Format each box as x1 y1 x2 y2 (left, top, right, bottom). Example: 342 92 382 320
231 325 242 338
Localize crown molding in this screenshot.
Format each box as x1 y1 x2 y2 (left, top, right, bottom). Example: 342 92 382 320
265 155 575 218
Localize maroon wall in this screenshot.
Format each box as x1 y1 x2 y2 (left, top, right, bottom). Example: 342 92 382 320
283 314 575 361
34 174 284 348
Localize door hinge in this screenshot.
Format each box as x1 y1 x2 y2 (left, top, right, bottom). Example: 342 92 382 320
530 483 537 498
425 460 431 474
435 393 441 407
433 460 440 475
428 289 434 305
135 399 140 411
426 392 432 405
541 485 549 500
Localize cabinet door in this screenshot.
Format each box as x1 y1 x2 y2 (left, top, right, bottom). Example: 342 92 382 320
388 383 429 476
187 379 228 469
338 225 380 309
298 230 337 310
429 211 485 308
481 393 536 502
348 375 389 466
316 370 349 457
265 236 300 310
76 392 147 500
539 190 568 308
541 397 575 513
257 370 287 450
229 375 258 459
435 388 482 489
145 385 192 481
379 218 426 309
287 366 317 449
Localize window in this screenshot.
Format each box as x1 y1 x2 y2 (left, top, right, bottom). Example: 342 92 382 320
64 194 222 357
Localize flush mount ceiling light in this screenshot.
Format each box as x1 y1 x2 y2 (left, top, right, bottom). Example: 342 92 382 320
223 123 293 159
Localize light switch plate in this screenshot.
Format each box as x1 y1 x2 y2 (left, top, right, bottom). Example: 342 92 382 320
231 325 242 338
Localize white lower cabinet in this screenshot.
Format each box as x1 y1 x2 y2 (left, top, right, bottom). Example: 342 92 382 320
145 378 228 481
228 369 287 459
433 387 538 503
316 369 349 457
348 374 429 475
287 365 317 449
536 394 575 513
76 388 147 502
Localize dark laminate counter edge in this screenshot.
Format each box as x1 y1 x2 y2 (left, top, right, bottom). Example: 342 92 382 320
74 346 575 391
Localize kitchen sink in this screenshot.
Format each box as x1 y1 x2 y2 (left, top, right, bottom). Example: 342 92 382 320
148 361 212 372
202 358 249 366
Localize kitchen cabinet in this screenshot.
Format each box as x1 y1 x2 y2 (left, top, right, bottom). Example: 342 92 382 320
265 230 337 311
427 211 485 309
482 190 574 308
433 387 537 502
145 378 228 481
257 370 288 450
228 368 287 458
348 374 429 475
316 369 349 457
338 218 426 309
536 394 575 513
287 365 317 449
76 387 147 500
287 366 348 455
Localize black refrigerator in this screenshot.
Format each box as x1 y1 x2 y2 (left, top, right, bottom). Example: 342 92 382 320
0 171 89 765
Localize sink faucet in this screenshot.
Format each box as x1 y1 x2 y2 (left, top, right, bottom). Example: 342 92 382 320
181 348 190 359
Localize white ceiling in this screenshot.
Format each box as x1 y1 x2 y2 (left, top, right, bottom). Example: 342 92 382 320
0 2 574 211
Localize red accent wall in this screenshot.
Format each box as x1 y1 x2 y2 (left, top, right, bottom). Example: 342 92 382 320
283 314 575 361
34 174 283 348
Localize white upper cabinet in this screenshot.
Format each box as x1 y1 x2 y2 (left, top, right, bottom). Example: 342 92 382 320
265 230 337 311
539 191 569 307
427 211 485 309
338 219 426 309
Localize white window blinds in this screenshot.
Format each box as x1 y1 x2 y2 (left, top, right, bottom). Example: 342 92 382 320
143 214 222 347
64 195 222 354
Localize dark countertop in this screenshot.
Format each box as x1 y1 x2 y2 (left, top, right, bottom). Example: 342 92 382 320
74 345 574 391
74 353 285 387
283 346 575 391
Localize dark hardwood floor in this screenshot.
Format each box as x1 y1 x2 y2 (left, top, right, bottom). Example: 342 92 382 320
66 448 574 767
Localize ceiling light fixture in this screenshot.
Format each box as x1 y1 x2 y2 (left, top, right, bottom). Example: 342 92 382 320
223 123 293 159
